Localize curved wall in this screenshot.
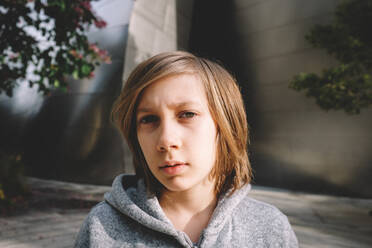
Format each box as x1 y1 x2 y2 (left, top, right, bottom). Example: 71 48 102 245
0 0 134 185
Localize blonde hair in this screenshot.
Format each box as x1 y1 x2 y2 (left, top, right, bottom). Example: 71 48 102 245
112 51 252 196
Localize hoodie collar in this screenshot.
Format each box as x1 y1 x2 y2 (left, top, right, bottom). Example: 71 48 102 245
104 174 251 242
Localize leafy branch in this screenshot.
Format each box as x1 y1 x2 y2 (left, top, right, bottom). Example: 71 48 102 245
289 0 372 114
0 0 111 97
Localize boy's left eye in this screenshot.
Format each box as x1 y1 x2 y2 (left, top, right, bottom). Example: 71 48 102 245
179 111 196 119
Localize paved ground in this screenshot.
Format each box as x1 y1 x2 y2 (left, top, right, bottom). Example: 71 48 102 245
249 187 372 248
0 177 371 248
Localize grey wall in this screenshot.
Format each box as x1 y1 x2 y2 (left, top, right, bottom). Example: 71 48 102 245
0 0 134 185
191 0 372 198
123 0 194 79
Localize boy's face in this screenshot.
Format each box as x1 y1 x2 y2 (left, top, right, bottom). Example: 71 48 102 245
136 73 217 194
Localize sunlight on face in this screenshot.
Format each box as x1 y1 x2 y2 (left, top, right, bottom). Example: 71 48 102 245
136 73 217 193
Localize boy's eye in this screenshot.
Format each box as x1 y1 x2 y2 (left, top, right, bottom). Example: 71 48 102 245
139 115 158 124
179 111 196 119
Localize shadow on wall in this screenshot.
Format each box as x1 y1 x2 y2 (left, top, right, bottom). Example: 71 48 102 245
188 0 260 129
175 0 194 51
22 24 130 184
252 149 372 198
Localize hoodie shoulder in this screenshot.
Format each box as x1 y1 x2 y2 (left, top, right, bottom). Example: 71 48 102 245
233 196 299 247
238 196 284 220
74 175 143 248
74 202 120 248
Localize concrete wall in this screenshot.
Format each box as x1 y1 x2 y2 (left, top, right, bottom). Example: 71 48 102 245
232 0 372 198
120 0 195 172
190 0 372 198
123 0 194 80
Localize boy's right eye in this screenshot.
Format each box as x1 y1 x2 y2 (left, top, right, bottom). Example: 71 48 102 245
139 115 158 124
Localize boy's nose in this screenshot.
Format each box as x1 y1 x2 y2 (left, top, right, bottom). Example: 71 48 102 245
156 121 180 152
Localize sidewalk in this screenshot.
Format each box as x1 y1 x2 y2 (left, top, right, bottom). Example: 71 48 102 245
249 186 372 248
0 177 371 248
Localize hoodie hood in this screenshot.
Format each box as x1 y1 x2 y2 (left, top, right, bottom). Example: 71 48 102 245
104 174 178 237
104 174 252 241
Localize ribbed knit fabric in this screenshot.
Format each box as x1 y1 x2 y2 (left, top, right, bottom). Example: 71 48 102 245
74 174 298 248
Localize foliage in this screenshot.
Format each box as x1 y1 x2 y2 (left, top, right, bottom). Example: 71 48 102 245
0 151 28 203
0 0 111 97
289 0 372 114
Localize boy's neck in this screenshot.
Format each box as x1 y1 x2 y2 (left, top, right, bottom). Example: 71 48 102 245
159 181 217 215
158 181 217 243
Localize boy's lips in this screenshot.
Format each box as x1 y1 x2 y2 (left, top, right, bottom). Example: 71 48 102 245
160 160 187 168
159 161 187 175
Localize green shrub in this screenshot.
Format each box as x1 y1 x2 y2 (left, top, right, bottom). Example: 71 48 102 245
289 0 372 114
0 151 28 203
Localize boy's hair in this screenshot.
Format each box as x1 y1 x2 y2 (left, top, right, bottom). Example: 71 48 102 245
112 51 252 196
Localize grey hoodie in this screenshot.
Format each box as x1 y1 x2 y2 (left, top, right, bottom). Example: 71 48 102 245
74 174 298 247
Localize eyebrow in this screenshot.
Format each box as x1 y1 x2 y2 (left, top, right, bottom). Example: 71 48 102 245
137 101 202 114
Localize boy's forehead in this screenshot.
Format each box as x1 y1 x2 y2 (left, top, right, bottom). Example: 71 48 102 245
137 74 208 108
137 101 203 113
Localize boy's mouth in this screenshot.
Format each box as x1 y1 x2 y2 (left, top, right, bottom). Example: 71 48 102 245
160 160 187 168
159 161 188 175
162 164 179 168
